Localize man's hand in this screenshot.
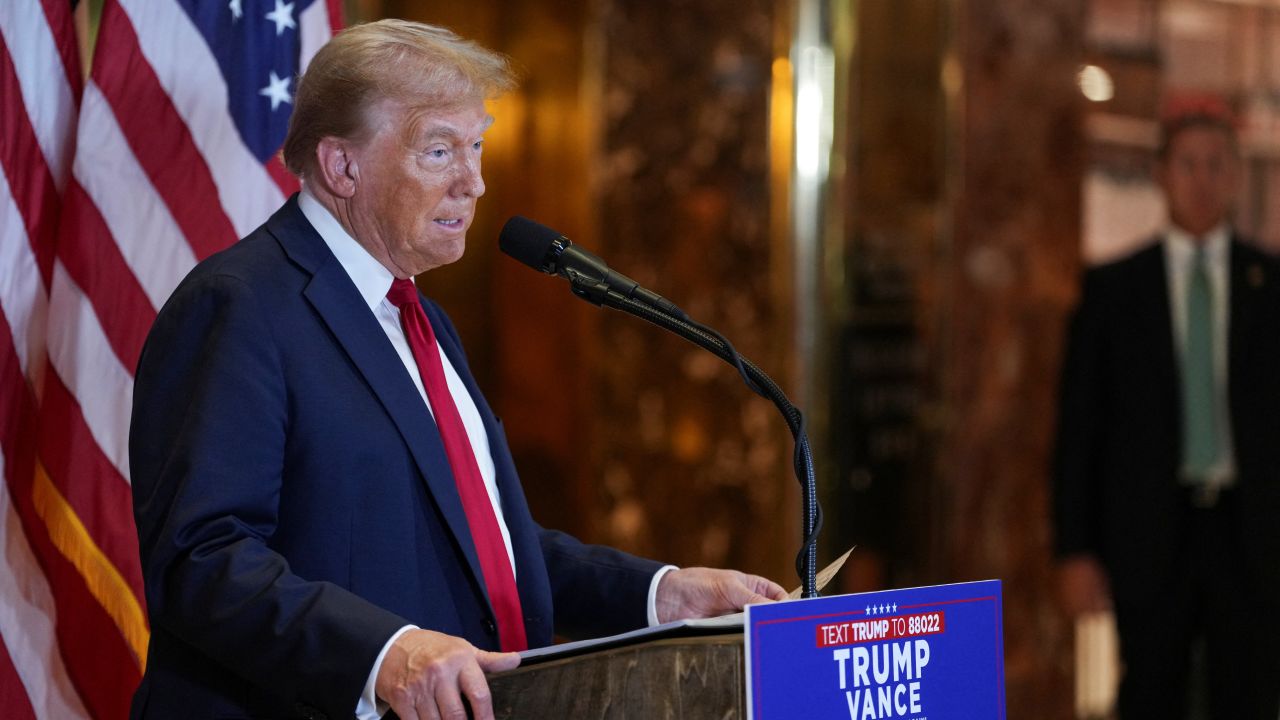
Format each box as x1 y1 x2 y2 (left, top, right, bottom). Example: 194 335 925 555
655 567 788 624
1056 554 1112 618
374 628 520 720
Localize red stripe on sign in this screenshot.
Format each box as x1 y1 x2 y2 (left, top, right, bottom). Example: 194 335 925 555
0 30 59 286
39 374 146 601
56 179 158 372
92 0 239 262
816 611 946 648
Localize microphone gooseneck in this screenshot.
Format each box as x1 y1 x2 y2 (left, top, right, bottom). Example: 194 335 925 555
498 216 823 598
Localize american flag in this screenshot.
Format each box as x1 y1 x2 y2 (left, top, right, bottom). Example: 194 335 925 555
0 1 341 716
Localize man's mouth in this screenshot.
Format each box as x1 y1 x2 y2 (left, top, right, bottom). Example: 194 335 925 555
434 218 464 227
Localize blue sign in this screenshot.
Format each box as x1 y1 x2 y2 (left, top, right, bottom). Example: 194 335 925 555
746 580 1004 719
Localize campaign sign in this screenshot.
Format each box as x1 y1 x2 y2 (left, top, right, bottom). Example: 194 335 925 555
745 580 1004 720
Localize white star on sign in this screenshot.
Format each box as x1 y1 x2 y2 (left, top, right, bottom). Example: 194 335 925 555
265 0 296 36
259 71 292 110
892 603 898 613
229 0 242 20
865 605 872 615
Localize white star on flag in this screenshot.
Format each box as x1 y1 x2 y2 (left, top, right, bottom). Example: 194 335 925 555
265 0 297 36
229 0 243 20
259 71 292 110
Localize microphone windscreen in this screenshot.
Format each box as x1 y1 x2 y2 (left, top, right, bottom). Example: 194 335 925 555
499 216 563 271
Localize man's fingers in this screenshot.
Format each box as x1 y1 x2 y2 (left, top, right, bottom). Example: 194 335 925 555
476 649 521 673
754 576 788 601
725 574 785 606
459 661 497 720
433 682 468 720
388 700 422 720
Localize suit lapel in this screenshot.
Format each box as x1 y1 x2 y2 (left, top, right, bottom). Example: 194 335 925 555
1229 236 1263 363
266 198 490 604
1136 241 1180 424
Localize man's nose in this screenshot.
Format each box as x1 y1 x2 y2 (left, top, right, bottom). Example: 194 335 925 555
454 157 485 198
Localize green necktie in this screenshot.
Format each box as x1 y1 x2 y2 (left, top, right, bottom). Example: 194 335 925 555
1182 247 1219 480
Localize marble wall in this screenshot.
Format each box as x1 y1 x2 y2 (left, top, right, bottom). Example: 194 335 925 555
586 0 797 579
824 2 1085 715
944 0 1085 712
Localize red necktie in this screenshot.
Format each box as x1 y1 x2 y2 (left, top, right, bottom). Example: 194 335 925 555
386 278 528 652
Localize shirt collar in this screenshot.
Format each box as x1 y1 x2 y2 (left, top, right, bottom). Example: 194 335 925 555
1164 222 1230 267
298 187 403 311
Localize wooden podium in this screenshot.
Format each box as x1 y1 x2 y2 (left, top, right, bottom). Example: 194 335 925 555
489 633 745 719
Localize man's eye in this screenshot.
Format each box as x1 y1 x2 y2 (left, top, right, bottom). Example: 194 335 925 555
427 148 448 159
472 140 484 151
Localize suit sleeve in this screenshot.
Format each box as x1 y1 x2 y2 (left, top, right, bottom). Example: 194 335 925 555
1051 268 1109 559
130 271 407 717
538 527 665 639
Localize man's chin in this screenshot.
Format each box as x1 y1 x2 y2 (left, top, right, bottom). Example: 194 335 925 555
409 239 467 274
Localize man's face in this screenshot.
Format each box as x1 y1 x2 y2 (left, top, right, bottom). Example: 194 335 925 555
1157 126 1240 238
346 98 492 277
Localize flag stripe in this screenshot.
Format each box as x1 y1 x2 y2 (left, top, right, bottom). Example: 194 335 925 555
3 472 138 719
74 83 198 313
39 374 145 600
0 484 88 720
267 153 301 197
32 462 149 668
299 0 333 73
0 636 38 720
92 0 238 262
0 312 92 720
0 169 48 384
56 180 157 373
0 0 77 192
46 263 135 486
37 0 82 101
0 28 58 287
116 0 285 239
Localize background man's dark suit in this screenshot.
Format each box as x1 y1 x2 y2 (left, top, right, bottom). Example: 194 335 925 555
129 197 662 719
1053 235 1280 716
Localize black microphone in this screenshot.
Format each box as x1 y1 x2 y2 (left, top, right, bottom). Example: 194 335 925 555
498 215 821 597
498 216 685 317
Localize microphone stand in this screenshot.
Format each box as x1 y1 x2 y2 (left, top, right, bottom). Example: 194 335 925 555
569 279 823 599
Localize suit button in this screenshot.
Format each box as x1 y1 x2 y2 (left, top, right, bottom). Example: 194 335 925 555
484 619 497 635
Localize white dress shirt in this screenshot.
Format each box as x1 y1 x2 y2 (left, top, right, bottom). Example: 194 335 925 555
297 190 673 718
1162 223 1236 488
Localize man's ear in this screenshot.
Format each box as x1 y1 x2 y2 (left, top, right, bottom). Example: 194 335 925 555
315 137 358 198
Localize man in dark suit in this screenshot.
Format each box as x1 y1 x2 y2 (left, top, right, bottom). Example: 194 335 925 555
1053 110 1280 718
129 20 785 720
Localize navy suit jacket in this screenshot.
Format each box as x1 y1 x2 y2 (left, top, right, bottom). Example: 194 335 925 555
1052 236 1280 607
129 196 662 719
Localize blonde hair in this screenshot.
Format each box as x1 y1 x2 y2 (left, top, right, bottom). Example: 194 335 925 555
282 19 517 177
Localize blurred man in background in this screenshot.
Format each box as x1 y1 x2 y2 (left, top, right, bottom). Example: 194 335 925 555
1053 108 1280 718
